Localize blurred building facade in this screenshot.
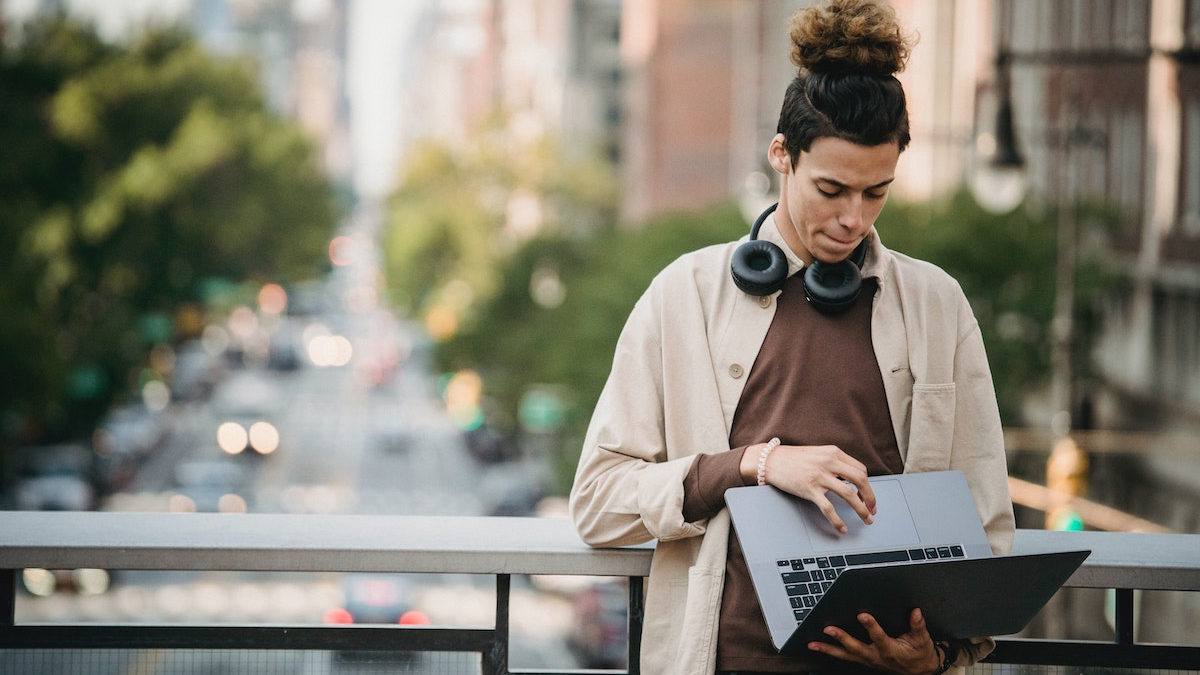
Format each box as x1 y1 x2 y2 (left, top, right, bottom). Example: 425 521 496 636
190 0 353 187
993 0 1200 526
404 0 1200 517
617 1 988 222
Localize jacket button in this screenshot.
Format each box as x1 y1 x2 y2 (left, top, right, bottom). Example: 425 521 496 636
729 364 744 378
757 295 772 308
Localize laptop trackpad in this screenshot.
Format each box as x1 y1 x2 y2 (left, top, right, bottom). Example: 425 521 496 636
807 479 920 552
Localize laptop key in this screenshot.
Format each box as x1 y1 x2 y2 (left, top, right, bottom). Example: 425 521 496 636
937 547 952 558
951 545 965 557
845 549 911 566
783 571 811 583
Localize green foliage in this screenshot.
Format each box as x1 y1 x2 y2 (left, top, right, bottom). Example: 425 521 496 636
0 17 337 445
879 189 1115 422
438 202 746 491
380 113 618 327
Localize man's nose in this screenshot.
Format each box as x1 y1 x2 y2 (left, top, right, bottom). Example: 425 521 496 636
839 197 865 230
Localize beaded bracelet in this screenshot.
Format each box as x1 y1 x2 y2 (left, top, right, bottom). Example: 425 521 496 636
756 437 781 486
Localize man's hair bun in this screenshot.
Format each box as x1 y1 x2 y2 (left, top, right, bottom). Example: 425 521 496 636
789 0 914 78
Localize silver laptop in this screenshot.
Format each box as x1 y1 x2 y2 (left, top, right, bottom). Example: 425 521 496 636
726 470 1089 654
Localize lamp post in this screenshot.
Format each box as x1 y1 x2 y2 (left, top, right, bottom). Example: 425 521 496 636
969 47 1100 532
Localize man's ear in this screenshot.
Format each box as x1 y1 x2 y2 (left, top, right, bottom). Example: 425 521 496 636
767 134 792 175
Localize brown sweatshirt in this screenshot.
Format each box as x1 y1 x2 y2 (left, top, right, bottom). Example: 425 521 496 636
682 274 902 673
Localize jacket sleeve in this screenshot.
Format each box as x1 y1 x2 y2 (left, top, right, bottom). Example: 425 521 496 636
569 280 709 548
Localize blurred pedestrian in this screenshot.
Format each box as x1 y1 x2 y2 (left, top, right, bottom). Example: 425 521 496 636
569 1 1015 674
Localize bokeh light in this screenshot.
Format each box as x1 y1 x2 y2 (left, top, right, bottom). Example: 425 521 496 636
217 422 249 455
248 421 280 454
258 283 288 315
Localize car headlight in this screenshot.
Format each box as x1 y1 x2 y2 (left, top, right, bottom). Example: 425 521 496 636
248 421 279 455
217 422 249 455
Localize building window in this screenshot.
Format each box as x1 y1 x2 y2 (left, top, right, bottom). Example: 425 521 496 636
1183 93 1200 235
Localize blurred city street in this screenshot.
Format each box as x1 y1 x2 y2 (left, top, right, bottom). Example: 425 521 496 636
3 0 1199 671
9 201 591 673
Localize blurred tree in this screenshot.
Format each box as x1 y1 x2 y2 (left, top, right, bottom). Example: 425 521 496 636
878 189 1114 424
0 16 336 448
437 202 745 491
380 111 618 342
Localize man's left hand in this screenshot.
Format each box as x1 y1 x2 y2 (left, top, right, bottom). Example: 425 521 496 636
806 608 943 675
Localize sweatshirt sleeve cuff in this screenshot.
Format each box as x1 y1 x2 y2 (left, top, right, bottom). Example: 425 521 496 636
682 447 749 523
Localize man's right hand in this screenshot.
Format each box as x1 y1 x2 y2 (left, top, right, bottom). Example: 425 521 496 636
740 441 877 533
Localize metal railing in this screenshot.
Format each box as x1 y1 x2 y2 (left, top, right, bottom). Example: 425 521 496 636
1 511 1198 673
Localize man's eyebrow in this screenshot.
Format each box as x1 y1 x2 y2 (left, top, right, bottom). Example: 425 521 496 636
816 176 896 191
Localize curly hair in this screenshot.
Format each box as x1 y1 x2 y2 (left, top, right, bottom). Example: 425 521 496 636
777 0 917 164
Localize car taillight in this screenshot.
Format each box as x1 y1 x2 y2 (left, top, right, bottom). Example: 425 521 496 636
399 610 430 625
324 607 354 624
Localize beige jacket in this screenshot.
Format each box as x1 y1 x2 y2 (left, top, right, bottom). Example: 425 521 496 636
569 213 1015 675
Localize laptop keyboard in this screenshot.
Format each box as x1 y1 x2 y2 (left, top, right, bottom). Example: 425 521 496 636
777 545 966 624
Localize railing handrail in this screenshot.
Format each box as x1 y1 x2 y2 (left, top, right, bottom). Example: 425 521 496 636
3 511 1200 672
0 511 651 576
1 511 1197 591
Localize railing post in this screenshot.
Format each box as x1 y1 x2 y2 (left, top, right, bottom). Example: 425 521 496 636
483 573 511 675
627 576 644 675
1 570 14 628
1113 587 1135 645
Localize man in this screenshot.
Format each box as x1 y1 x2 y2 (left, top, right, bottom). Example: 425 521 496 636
570 2 1014 674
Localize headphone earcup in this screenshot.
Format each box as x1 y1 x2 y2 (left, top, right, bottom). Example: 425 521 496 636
731 240 788 296
803 259 862 314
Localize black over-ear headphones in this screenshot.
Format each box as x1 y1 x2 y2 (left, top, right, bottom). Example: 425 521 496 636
730 202 868 314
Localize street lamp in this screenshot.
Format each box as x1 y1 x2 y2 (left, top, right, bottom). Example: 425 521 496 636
970 52 1027 215
970 48 1087 438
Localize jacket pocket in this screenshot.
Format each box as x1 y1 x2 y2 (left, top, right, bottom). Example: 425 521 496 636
670 566 723 675
906 383 956 472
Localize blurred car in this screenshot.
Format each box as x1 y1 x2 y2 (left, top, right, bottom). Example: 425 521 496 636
20 567 110 597
92 402 168 492
325 574 428 625
170 339 226 401
12 443 96 512
210 371 282 456
266 318 304 371
324 574 429 662
567 579 629 670
10 444 108 596
476 464 546 517
170 460 250 513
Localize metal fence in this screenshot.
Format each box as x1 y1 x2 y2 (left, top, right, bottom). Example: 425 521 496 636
1 511 1198 674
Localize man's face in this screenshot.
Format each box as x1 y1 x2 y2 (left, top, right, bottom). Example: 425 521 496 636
769 135 900 266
